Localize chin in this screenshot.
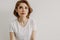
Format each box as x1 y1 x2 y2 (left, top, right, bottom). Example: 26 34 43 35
21 15 26 17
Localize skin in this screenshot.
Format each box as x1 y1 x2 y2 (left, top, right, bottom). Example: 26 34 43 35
10 3 35 40
16 3 29 26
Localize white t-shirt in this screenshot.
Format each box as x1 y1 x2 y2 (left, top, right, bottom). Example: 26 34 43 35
9 18 37 40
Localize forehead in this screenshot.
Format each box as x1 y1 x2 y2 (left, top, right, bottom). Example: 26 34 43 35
18 3 28 7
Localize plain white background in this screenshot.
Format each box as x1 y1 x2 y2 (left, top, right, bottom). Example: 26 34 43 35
0 0 60 40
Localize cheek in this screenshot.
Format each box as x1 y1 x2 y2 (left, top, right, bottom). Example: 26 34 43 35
17 9 21 15
26 9 29 13
18 9 21 12
25 10 29 15
23 10 28 15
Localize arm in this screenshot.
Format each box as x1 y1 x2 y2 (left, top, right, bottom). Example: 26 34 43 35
10 32 16 40
31 31 36 40
31 19 37 40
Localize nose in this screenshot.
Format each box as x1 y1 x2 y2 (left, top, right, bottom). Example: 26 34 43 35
22 8 25 12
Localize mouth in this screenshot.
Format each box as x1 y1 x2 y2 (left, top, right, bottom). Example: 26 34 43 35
21 13 26 15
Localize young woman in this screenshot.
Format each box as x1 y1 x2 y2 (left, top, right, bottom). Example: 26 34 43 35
9 0 37 40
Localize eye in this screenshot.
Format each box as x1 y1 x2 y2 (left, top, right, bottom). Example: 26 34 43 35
19 6 22 9
25 7 28 9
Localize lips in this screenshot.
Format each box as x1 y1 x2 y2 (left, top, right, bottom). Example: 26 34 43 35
21 13 25 15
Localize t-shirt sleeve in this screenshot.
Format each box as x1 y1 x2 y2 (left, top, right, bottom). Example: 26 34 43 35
32 19 37 31
9 22 14 32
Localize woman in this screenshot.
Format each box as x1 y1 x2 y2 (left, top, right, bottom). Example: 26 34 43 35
9 0 37 40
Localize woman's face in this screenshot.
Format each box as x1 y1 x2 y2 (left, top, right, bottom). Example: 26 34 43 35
16 3 29 18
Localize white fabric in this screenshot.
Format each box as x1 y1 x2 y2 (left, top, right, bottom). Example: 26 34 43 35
9 18 37 40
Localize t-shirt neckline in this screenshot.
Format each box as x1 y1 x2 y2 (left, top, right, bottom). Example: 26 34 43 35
16 18 30 28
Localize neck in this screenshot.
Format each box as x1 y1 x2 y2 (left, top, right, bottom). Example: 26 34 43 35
18 17 28 23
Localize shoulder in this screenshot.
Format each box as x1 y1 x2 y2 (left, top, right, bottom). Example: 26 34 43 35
9 19 17 32
30 18 36 24
29 18 37 26
10 19 17 26
30 18 37 31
